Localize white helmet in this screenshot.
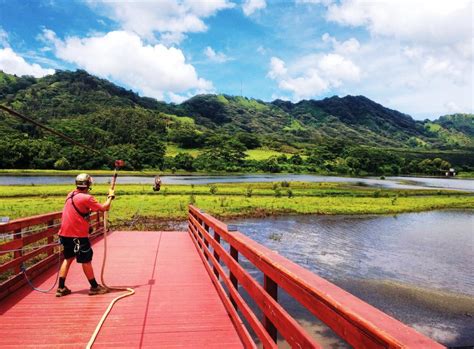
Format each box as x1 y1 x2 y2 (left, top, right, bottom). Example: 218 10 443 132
75 173 93 189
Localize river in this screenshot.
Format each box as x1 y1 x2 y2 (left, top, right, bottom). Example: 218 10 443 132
226 211 473 347
2 174 473 345
1 174 473 191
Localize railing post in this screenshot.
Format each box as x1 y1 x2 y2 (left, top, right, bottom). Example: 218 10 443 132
229 245 239 308
213 229 220 279
47 220 54 256
203 222 210 260
95 212 101 234
196 216 203 250
13 229 22 274
264 275 278 343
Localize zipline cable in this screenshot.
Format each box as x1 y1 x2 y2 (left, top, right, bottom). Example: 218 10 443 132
1 105 142 335
0 104 103 156
0 104 131 306
1 103 153 238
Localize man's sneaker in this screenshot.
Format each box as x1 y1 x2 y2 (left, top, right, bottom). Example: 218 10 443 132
89 284 109 295
56 286 71 297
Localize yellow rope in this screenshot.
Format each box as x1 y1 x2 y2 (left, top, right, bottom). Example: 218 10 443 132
86 211 135 349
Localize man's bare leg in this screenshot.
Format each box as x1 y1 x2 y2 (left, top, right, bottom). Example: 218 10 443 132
82 262 95 280
59 257 74 279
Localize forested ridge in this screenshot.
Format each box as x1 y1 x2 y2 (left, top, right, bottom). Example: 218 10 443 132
1 69 473 175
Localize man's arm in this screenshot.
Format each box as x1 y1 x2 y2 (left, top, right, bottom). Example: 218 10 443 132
102 189 115 211
101 196 114 211
88 189 115 212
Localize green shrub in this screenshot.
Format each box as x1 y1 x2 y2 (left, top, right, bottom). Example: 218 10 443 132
54 157 70 170
209 184 218 195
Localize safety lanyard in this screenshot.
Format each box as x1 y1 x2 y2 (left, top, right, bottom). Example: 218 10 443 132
67 192 91 220
73 238 81 253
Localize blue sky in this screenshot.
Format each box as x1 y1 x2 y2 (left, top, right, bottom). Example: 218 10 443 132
0 0 472 119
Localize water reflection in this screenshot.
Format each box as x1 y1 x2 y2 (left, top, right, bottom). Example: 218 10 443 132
1 174 473 191
228 211 474 347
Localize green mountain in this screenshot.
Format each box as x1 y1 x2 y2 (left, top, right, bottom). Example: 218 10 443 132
0 69 472 172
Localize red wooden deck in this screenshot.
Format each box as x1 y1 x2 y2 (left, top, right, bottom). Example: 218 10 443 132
0 231 245 348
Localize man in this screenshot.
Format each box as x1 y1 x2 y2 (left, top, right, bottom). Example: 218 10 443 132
56 173 115 297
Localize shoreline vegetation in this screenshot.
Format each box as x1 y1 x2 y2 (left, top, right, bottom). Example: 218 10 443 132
0 169 473 178
0 182 472 228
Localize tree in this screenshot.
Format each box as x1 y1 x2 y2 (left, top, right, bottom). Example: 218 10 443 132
197 138 247 171
345 156 361 175
168 124 204 148
0 137 23 168
105 144 140 170
174 153 194 171
261 157 281 173
54 157 71 170
137 134 166 169
418 159 435 174
236 132 261 149
289 154 303 165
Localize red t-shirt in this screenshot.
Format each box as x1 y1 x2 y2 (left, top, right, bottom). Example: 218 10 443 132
59 190 105 238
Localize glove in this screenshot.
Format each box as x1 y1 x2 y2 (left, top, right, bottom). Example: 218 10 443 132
107 189 115 200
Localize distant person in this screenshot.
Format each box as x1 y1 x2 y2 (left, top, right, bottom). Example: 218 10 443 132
56 173 115 297
153 175 162 192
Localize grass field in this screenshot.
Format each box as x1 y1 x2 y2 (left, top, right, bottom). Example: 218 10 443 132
457 171 474 178
165 144 201 157
244 148 293 160
0 169 156 176
0 182 472 225
165 145 296 160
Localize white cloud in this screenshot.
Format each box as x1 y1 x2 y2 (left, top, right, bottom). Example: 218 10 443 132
168 92 189 104
42 29 212 100
0 47 55 77
267 57 287 79
278 71 328 99
295 0 334 5
322 33 360 54
87 0 234 44
268 53 360 99
242 0 266 16
204 46 231 63
0 27 9 48
276 0 473 117
339 39 473 118
326 0 472 51
422 56 462 82
318 53 360 86
444 101 462 114
257 46 267 55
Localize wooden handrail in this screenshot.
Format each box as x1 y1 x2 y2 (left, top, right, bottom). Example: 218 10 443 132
0 212 62 233
0 211 105 300
188 205 445 349
189 214 320 348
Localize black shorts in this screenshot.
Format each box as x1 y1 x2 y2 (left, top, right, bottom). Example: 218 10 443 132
60 236 93 263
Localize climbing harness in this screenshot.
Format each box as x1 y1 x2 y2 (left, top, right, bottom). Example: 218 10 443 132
68 193 92 220
73 238 81 254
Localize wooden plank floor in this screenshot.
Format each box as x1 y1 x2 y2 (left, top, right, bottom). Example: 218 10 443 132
0 231 245 348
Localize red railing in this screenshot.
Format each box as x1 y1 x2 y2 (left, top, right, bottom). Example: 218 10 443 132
0 211 105 300
188 205 445 349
